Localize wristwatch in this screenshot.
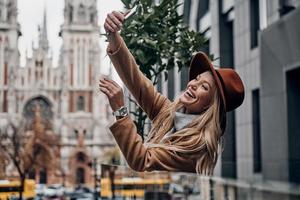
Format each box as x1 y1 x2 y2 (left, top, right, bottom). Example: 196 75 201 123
113 106 128 117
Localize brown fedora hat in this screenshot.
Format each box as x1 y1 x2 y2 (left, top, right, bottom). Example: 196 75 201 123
189 52 245 112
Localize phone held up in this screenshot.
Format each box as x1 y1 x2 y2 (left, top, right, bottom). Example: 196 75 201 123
124 5 138 21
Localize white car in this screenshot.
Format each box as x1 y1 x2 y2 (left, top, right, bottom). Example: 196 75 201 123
35 184 46 195
44 184 64 197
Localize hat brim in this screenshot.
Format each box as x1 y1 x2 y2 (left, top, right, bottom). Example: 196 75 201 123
189 52 226 111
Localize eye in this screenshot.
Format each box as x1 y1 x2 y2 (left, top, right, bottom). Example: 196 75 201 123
202 84 208 91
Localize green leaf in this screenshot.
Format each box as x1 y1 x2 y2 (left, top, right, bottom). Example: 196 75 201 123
121 0 131 9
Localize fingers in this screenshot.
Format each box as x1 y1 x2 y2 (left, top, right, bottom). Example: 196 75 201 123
99 78 119 91
109 12 123 28
99 77 125 111
104 22 114 33
105 12 123 33
103 77 119 88
99 78 122 100
99 86 112 98
113 11 125 22
106 17 118 30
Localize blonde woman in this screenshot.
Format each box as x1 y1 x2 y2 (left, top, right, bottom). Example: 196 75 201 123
99 11 244 175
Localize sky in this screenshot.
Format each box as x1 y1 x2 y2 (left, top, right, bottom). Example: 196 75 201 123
18 0 124 78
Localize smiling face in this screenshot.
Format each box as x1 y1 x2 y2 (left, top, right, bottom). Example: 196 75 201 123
179 71 217 114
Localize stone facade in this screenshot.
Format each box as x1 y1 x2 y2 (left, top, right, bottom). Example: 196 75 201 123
184 0 300 185
0 0 115 186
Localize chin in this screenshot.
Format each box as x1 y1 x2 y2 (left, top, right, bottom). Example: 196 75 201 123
179 98 189 109
179 95 187 104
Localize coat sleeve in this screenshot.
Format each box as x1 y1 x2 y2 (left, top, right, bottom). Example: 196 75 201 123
107 37 170 121
109 116 196 173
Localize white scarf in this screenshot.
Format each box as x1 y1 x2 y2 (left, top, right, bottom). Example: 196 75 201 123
162 111 199 140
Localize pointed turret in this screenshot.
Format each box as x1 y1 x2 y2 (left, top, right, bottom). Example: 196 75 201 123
38 7 49 52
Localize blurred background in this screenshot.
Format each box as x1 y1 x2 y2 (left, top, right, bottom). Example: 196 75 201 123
0 0 299 199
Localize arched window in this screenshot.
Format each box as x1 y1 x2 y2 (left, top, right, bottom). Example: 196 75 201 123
69 5 73 23
76 152 86 163
78 4 86 23
7 2 13 22
89 7 96 24
90 13 94 23
23 96 53 126
77 96 85 111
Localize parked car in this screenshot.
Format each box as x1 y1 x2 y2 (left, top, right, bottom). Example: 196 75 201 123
44 184 64 197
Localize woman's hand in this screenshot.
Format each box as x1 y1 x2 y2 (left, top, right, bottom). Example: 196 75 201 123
99 78 125 112
104 11 127 52
104 11 125 33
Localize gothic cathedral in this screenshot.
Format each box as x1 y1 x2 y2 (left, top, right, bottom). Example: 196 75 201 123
0 0 115 186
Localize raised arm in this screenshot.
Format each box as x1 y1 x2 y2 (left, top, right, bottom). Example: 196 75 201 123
104 11 170 120
99 78 195 172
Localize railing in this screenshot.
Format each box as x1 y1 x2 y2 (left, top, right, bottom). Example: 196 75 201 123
100 164 300 200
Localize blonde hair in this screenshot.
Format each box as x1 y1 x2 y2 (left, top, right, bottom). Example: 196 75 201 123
145 89 225 175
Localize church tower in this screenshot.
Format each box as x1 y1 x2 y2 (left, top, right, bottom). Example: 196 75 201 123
59 0 114 185
60 0 100 114
0 0 20 115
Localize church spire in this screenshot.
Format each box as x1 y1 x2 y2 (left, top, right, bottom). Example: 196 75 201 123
38 7 49 52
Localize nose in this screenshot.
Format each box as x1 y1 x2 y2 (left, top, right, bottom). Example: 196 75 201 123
188 80 198 91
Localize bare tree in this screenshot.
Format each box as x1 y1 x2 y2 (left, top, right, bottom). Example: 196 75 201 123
0 122 33 200
0 106 59 199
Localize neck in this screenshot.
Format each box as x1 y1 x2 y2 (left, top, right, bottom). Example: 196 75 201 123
183 107 195 114
184 107 206 115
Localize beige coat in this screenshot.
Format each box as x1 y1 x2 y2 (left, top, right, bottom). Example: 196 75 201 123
108 37 196 173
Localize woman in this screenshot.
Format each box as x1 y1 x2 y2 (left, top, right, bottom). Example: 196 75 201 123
99 11 244 175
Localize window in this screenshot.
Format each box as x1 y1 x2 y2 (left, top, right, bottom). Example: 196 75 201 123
197 0 209 20
82 44 85 84
286 67 300 183
4 62 8 85
78 4 86 23
279 0 295 16
68 5 73 23
74 129 78 137
76 168 85 184
183 0 191 24
77 46 80 84
39 169 47 184
180 66 189 91
252 89 262 173
77 96 85 111
77 152 86 163
90 13 94 23
250 0 260 48
167 68 175 100
28 169 36 179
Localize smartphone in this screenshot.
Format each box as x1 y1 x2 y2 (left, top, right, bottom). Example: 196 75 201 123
124 5 138 20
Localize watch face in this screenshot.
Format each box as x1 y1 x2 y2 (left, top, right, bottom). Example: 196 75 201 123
117 107 127 116
120 107 128 116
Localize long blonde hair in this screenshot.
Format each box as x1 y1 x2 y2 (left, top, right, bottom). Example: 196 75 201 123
145 89 225 175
